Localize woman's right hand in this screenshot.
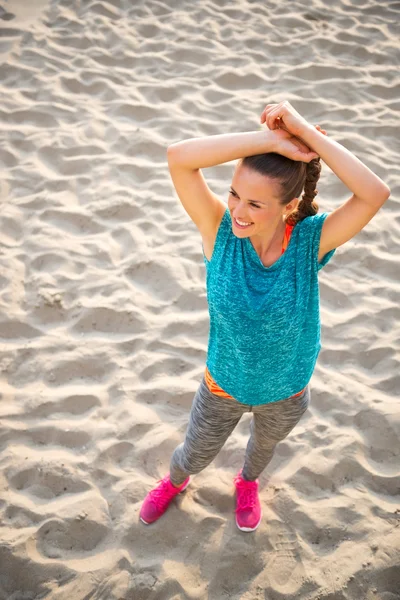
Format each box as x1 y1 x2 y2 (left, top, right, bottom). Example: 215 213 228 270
269 124 327 162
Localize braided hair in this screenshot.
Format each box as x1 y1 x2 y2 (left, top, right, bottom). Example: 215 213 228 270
240 153 321 225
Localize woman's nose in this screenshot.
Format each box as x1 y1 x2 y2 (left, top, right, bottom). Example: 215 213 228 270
233 207 249 220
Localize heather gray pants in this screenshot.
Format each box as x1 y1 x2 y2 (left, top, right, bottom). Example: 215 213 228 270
170 375 310 486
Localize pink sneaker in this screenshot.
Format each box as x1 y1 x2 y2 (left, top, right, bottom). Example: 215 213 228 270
140 474 190 524
233 471 262 532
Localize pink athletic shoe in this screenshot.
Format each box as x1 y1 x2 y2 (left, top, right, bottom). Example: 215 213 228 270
140 474 190 524
233 470 262 532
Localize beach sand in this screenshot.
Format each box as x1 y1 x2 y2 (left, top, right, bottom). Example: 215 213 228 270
0 1 399 598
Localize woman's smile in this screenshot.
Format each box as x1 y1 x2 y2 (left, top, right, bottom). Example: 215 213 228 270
234 217 253 229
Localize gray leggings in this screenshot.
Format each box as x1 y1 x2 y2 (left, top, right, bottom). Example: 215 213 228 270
170 375 310 486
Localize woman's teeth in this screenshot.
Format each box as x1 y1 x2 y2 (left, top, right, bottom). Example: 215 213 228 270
235 217 253 228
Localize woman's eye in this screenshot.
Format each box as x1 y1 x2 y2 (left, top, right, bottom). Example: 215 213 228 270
229 192 259 208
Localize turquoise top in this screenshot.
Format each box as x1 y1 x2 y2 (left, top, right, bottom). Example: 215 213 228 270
202 207 336 405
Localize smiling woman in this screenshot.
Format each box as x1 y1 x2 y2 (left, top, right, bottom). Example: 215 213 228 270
140 100 390 533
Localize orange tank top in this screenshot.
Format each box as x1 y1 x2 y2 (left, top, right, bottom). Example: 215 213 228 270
205 221 306 400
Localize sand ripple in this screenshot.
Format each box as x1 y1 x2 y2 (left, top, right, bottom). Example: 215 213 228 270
0 0 399 598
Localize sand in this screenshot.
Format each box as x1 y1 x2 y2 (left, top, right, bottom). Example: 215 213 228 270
0 0 399 599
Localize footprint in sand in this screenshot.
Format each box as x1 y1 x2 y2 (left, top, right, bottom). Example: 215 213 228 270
35 517 109 558
266 525 305 592
8 465 91 499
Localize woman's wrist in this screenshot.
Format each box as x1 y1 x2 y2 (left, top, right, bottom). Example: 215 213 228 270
293 124 322 148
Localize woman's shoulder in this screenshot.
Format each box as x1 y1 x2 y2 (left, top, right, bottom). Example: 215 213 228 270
298 211 329 225
296 211 330 236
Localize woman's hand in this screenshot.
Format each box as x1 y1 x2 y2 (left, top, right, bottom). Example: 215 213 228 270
266 126 327 162
260 100 313 139
267 129 317 162
260 100 327 161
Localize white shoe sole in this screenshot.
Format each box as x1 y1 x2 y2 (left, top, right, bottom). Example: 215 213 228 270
179 479 190 493
236 513 262 532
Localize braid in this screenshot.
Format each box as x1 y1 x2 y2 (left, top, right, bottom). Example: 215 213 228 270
286 157 321 226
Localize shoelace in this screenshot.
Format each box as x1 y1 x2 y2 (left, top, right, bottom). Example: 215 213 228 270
235 481 258 512
149 478 176 509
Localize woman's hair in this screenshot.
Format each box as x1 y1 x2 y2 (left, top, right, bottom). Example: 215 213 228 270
240 153 321 226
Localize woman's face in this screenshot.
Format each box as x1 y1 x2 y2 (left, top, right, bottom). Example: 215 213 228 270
228 163 291 240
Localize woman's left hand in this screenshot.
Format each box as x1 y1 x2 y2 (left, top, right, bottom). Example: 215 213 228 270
260 101 313 140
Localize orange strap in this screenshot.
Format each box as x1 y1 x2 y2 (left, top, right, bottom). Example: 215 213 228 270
282 222 294 254
205 366 306 400
205 365 235 398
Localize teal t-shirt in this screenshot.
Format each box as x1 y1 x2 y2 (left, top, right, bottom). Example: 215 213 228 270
202 207 336 405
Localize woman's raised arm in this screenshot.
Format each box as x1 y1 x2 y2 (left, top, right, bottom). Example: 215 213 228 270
167 128 319 242
262 101 391 260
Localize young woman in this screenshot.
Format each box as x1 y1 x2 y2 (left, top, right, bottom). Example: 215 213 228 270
139 101 390 532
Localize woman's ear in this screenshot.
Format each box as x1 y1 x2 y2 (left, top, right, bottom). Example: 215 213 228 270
284 197 299 217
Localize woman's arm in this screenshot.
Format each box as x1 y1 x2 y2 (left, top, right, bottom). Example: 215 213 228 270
299 126 390 205
167 129 317 242
262 101 391 260
299 124 391 260
167 130 317 169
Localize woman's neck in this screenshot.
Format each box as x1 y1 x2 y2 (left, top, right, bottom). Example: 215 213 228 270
250 218 287 257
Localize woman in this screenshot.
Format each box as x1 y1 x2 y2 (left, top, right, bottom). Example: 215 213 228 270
139 101 390 532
